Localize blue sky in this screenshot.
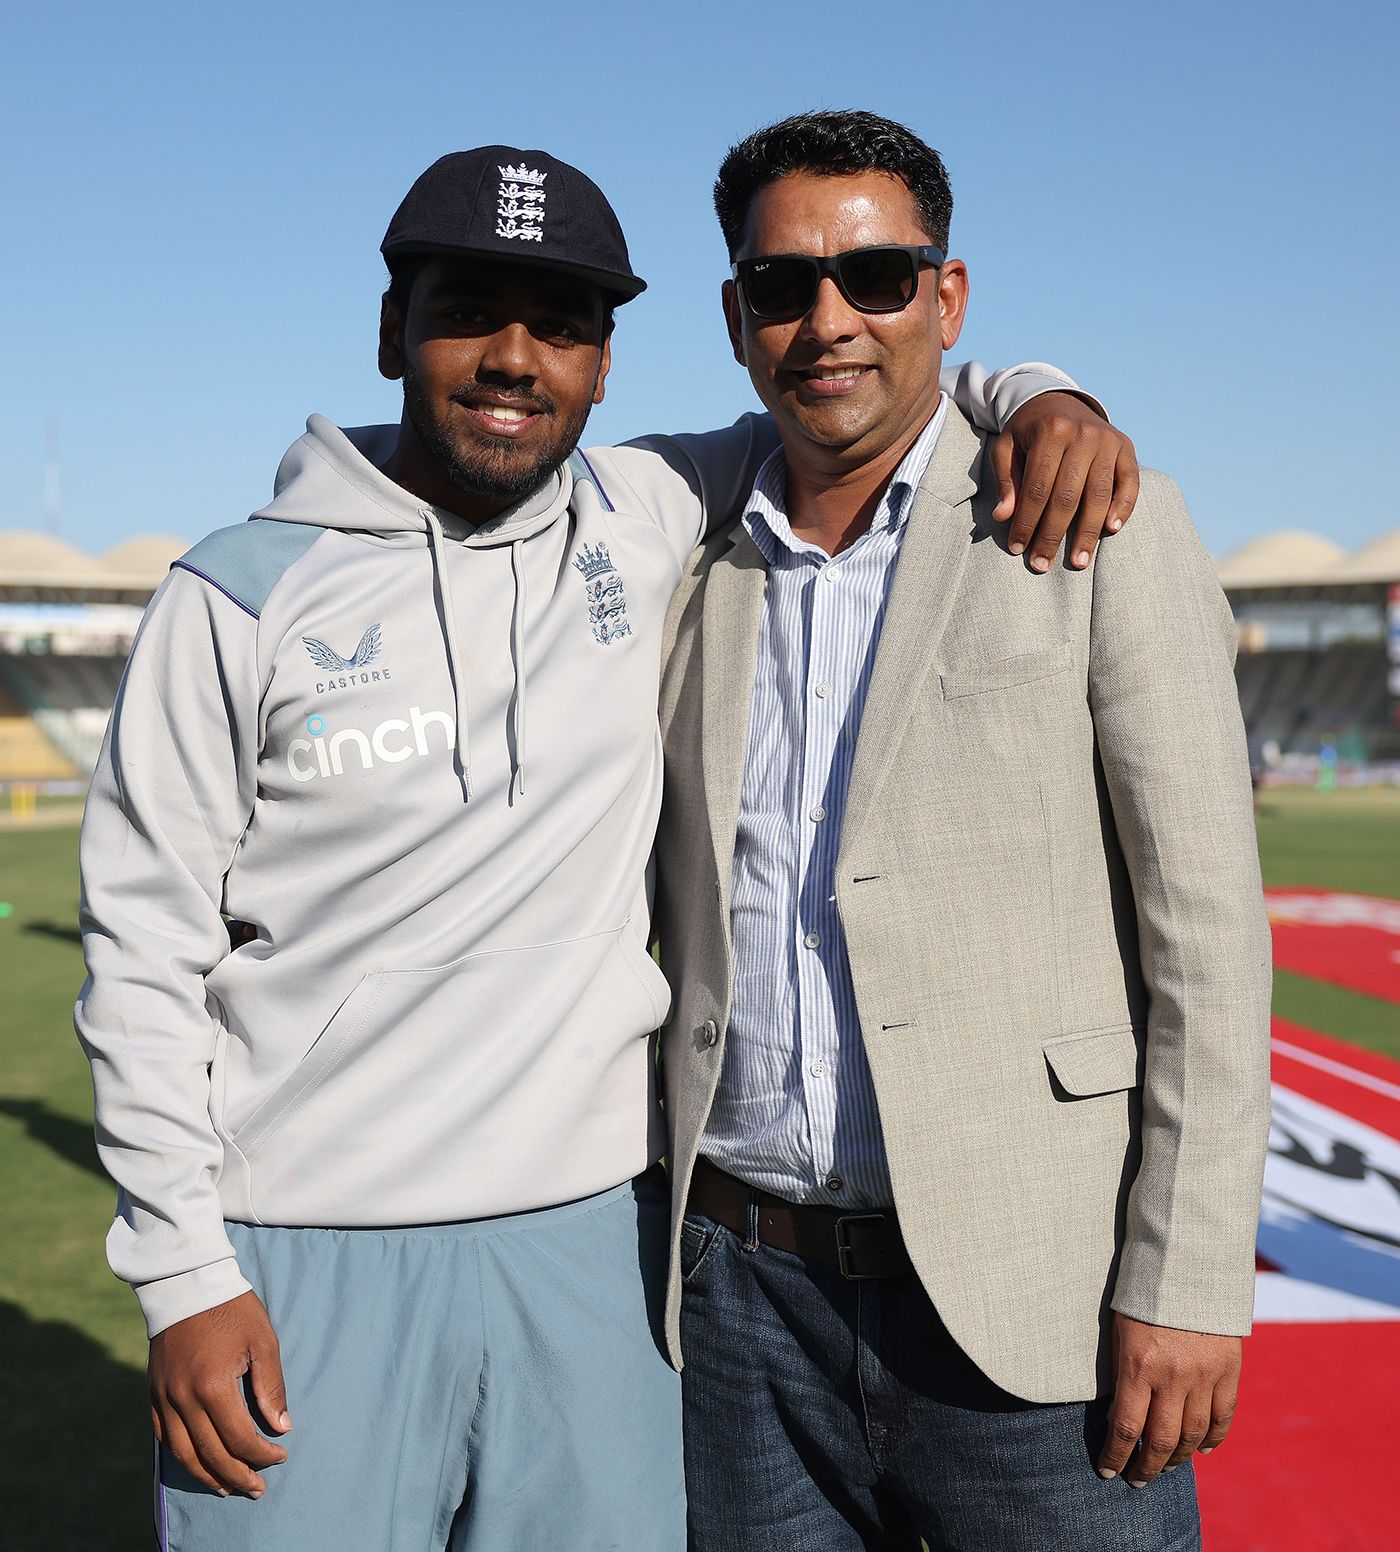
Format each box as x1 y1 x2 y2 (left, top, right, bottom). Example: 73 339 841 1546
2 0 1394 559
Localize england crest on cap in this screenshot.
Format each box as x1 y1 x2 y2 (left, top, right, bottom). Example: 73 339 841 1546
381 146 647 304
495 164 547 243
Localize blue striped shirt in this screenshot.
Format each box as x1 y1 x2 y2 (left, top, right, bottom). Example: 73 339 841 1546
701 399 948 1208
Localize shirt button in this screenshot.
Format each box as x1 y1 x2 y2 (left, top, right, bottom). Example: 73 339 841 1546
823 567 841 583
810 1058 827 1077
814 682 832 699
810 804 826 822
826 1176 844 1192
804 931 821 949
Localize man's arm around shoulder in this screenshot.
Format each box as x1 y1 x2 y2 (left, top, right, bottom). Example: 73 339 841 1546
604 361 1136 564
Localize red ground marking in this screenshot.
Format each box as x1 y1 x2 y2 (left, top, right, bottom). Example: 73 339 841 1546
1194 1017 1398 1548
1196 1321 1400 1552
1265 888 1400 1004
1270 1017 1400 1136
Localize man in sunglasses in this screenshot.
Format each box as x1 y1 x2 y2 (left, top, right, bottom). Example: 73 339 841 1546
77 137 1139 1551
655 110 1271 1551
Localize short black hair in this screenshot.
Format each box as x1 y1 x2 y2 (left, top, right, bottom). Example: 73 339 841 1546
384 254 426 319
714 109 953 259
382 253 616 335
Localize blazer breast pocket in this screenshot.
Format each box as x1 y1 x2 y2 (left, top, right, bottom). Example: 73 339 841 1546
939 641 1073 700
1042 1023 1143 1099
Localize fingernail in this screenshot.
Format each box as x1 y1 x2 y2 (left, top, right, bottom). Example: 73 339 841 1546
1198 1447 1213 1455
1098 1468 1117 1480
216 1489 230 1499
1030 555 1049 573
1074 550 1089 567
1107 517 1121 531
279 1412 292 1431
1126 1479 1147 1490
1008 541 1024 555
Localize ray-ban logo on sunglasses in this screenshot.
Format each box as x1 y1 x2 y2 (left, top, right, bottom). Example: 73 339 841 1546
732 244 945 322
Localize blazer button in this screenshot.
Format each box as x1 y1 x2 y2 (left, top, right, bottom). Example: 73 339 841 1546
700 1019 720 1048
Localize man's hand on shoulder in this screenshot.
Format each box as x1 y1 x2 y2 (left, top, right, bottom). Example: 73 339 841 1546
149 1290 292 1498
990 392 1139 573
1098 1313 1241 1487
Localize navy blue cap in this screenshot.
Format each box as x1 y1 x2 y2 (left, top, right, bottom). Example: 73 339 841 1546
381 147 646 305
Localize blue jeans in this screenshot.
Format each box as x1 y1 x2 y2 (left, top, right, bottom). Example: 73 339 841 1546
680 1210 1200 1552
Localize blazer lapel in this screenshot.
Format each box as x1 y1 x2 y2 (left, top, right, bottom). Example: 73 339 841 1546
701 526 768 906
841 406 983 831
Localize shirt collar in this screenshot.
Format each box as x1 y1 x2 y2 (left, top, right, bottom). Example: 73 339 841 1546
743 394 949 564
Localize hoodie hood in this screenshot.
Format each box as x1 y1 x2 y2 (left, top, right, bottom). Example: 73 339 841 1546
252 414 575 801
253 414 570 547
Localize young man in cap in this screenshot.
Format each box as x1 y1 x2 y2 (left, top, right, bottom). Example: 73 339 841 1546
76 145 1136 1551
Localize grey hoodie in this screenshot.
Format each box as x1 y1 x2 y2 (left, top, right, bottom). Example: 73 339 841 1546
75 363 1081 1337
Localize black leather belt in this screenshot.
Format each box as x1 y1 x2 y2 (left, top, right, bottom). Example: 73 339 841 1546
687 1157 914 1280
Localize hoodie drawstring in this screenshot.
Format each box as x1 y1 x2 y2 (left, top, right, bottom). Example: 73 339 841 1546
509 540 528 800
422 511 529 804
423 509 473 801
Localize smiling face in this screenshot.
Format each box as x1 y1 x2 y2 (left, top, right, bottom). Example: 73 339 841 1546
723 170 967 480
379 257 612 520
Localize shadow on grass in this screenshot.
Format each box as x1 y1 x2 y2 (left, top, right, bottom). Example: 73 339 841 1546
0 1100 107 1184
0 1300 149 1551
23 920 83 946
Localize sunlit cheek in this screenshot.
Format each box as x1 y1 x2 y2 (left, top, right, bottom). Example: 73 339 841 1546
418 339 482 382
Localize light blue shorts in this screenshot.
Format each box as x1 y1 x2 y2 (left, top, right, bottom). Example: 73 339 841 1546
157 1169 683 1551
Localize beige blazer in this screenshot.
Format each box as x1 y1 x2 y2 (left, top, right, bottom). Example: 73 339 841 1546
653 404 1272 1403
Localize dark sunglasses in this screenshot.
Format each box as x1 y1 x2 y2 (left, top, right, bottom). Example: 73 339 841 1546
731 243 946 323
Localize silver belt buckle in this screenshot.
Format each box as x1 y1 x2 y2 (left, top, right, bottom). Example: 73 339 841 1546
835 1213 888 1279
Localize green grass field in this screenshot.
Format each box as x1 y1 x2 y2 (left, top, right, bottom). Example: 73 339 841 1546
1255 787 1400 1059
1 789 1397 1549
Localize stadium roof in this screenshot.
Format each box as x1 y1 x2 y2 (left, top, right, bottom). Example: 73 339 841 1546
1216 528 1400 590
0 529 188 594
1330 529 1400 584
102 535 188 578
0 530 95 580
1216 531 1348 588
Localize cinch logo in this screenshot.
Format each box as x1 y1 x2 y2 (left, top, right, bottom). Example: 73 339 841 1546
303 624 393 694
287 707 453 783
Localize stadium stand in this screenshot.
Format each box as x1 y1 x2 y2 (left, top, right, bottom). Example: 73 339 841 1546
1219 527 1400 765
0 673 76 781
2 653 126 773
1 524 1397 788
1235 647 1389 757
0 530 180 785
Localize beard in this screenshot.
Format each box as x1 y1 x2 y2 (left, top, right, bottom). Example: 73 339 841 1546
401 366 597 509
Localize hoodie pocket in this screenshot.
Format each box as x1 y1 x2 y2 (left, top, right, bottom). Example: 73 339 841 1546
617 926 671 1029
229 921 670 1215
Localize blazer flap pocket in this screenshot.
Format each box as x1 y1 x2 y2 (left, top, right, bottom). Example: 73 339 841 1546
940 641 1072 700
1043 1024 1142 1097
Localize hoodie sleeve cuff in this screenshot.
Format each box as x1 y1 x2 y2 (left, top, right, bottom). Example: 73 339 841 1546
135 1257 254 1339
942 360 1109 434
987 363 1108 429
